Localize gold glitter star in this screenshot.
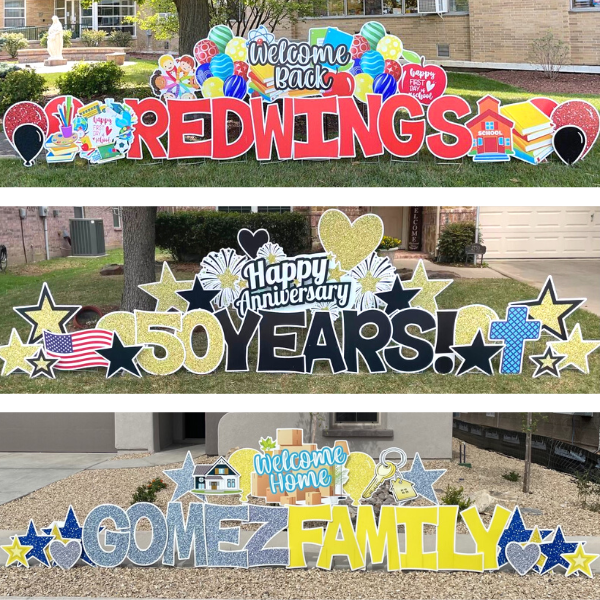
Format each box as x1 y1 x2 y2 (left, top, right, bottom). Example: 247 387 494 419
403 260 452 315
358 272 381 294
0 329 42 377
217 267 239 290
139 262 193 312
529 345 566 379
26 348 59 379
238 279 248 289
549 324 600 374
328 263 347 282
562 543 598 578
266 253 278 264
511 276 584 341
13 282 80 343
293 279 301 287
326 252 335 261
1 537 33 567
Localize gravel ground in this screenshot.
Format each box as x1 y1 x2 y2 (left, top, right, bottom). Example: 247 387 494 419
1 439 599 599
107 453 152 462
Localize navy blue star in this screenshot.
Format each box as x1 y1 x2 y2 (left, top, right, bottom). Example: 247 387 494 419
95 332 143 379
375 275 420 315
497 507 553 567
17 520 53 567
176 276 218 312
539 526 580 574
57 506 96 566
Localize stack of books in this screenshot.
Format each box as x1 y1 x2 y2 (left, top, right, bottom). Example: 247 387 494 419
248 63 279 101
45 136 79 163
500 101 555 164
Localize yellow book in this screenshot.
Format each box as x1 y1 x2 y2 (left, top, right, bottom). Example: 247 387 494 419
500 102 551 136
514 133 553 153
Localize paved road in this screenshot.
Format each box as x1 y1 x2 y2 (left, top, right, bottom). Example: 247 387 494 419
489 259 600 316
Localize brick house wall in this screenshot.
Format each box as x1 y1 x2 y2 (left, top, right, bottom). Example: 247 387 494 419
421 206 477 258
0 206 123 266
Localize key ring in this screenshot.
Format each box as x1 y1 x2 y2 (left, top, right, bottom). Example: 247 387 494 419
379 447 407 470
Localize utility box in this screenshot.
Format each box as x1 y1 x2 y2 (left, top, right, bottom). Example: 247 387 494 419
69 219 106 257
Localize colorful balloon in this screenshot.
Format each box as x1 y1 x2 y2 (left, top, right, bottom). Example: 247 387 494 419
225 37 248 62
360 50 385 78
202 77 225 98
349 58 363 77
210 53 234 80
208 24 234 53
223 74 248 99
195 63 213 86
360 21 387 50
3 101 49 143
233 61 249 79
353 73 373 103
384 59 402 81
373 72 396 101
194 39 219 65
350 34 370 60
377 35 403 61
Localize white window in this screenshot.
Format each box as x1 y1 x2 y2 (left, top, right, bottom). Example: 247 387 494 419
112 207 122 229
97 0 136 33
571 0 600 9
310 0 467 17
228 479 236 488
4 0 25 28
74 207 85 218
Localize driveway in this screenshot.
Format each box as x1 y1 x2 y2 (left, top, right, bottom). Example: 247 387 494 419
0 452 115 505
489 260 600 316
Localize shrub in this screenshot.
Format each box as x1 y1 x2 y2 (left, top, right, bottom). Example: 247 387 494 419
1 32 28 59
130 477 168 505
0 62 21 79
574 469 600 512
528 31 569 80
108 31 133 48
441 485 473 520
155 210 311 262
57 61 123 98
437 221 481 264
81 29 108 47
0 69 47 115
39 29 72 49
378 236 401 251
502 470 521 482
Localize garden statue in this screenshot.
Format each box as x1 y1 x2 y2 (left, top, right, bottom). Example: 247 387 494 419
45 16 67 66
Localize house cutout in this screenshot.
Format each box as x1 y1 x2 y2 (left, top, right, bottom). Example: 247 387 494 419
467 95 515 162
193 456 241 494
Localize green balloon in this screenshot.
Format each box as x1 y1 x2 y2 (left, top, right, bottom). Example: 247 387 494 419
360 21 386 50
208 25 233 53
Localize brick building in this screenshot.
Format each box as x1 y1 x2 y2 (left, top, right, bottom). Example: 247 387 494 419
0 206 123 266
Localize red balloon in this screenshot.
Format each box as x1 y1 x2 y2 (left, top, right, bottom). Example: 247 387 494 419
350 35 370 60
322 72 355 97
384 60 402 82
194 39 219 65
234 61 249 80
551 100 600 160
3 101 48 144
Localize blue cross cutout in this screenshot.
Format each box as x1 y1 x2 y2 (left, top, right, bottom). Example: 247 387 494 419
489 306 541 374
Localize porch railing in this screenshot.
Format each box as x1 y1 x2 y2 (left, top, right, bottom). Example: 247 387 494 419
0 25 47 41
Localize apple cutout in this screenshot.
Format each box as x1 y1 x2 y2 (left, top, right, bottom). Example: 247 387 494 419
322 72 355 97
398 58 448 106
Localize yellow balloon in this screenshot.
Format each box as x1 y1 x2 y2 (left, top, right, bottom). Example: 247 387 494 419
229 448 259 502
376 35 403 61
225 37 248 62
455 304 501 346
202 76 224 98
353 73 373 104
344 452 376 507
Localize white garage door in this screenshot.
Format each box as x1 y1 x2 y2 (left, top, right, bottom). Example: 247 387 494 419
479 207 600 259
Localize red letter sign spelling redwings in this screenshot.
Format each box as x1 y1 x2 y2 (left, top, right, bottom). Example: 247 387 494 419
426 95 473 161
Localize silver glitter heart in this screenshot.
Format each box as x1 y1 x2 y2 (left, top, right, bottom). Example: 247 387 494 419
506 541 540 576
50 540 82 570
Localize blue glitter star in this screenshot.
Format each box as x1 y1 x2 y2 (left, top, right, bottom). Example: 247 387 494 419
398 452 446 505
17 520 53 567
57 506 96 566
163 451 196 501
539 526 580 575
497 506 553 568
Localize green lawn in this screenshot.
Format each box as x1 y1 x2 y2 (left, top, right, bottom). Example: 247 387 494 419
0 250 598 394
0 70 599 186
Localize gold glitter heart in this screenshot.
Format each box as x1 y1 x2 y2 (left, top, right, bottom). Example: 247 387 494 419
318 210 384 271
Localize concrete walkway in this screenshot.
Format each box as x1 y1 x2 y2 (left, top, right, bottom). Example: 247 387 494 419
20 60 136 74
394 258 506 279
489 259 600 316
91 443 206 470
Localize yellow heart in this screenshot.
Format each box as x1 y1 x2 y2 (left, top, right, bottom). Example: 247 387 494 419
318 209 384 271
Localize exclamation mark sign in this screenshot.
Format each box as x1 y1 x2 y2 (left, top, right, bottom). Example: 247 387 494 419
434 310 458 374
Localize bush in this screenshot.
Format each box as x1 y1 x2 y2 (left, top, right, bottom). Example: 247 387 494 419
0 62 21 79
156 210 311 262
437 221 481 264
441 485 473 520
130 477 168 505
81 29 108 47
502 470 521 482
574 469 600 513
57 61 123 98
39 29 72 49
1 32 28 59
108 30 133 48
528 31 569 80
378 236 401 251
0 68 47 115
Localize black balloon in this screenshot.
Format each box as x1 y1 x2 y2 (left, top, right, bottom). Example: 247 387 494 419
13 124 45 167
553 126 586 165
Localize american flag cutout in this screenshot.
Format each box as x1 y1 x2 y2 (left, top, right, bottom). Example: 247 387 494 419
43 329 113 370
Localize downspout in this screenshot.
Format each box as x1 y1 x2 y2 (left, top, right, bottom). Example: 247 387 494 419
42 214 50 261
434 206 441 261
475 206 480 243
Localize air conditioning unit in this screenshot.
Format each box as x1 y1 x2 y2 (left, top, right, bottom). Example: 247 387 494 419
418 0 449 14
69 219 106 257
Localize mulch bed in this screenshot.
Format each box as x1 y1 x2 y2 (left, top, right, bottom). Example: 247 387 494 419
480 70 600 96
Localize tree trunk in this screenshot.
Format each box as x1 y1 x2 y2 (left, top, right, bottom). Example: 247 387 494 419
310 413 318 444
175 0 210 57
523 412 532 493
121 207 157 312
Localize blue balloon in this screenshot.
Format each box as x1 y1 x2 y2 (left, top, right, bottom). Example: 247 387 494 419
373 73 396 101
360 50 385 78
195 63 213 86
349 58 363 76
223 75 247 100
210 54 234 81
